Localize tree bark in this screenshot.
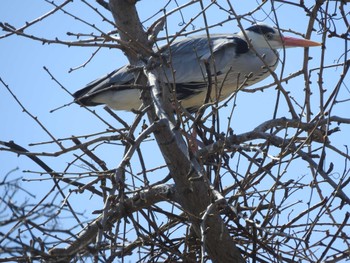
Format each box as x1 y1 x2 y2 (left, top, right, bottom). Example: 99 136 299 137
108 1 245 262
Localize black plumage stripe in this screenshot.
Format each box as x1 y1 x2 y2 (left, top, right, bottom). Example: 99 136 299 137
175 82 207 100
230 37 249 54
246 24 275 35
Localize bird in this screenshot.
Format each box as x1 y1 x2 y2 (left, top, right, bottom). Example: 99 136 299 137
73 23 320 113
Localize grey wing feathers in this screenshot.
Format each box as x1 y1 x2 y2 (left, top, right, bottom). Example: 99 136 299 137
159 34 238 83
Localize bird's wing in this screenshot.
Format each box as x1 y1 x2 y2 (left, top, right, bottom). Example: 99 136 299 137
158 34 241 83
157 34 245 107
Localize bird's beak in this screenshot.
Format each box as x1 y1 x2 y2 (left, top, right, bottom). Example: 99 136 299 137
282 36 321 47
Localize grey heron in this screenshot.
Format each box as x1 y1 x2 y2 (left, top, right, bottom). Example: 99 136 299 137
73 24 320 112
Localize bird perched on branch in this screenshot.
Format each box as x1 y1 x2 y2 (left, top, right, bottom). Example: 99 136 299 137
73 23 320 112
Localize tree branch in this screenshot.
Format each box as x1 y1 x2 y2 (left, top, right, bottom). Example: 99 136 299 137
48 184 177 257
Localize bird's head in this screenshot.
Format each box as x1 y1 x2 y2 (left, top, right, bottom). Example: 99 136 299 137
238 23 321 49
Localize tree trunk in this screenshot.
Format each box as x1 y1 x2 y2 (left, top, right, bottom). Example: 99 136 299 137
108 1 245 262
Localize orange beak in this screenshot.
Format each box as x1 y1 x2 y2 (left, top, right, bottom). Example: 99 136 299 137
282 36 321 47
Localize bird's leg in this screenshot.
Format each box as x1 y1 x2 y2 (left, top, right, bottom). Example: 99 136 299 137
186 118 208 157
188 126 199 156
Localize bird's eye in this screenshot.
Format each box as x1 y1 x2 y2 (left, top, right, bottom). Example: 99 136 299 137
265 32 274 40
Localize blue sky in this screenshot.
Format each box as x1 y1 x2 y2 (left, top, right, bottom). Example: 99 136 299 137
1 0 349 261
1 0 327 155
